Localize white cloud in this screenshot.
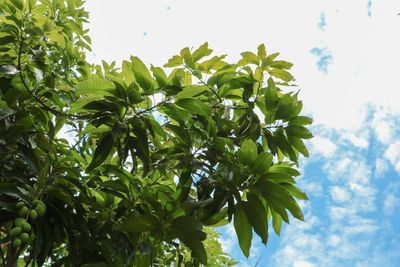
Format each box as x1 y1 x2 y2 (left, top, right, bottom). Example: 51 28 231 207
309 136 337 157
342 132 369 148
273 147 379 266
375 159 389 178
383 194 400 215
301 181 324 197
371 107 396 144
294 260 317 267
330 186 350 202
219 223 236 253
384 141 400 172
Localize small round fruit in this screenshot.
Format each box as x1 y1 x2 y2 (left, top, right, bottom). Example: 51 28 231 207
30 210 37 220
18 206 29 217
35 203 46 217
10 227 22 237
20 233 29 243
12 239 21 248
21 222 31 232
33 199 44 206
15 201 25 209
14 218 26 227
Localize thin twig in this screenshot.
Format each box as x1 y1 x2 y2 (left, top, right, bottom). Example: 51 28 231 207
183 64 223 103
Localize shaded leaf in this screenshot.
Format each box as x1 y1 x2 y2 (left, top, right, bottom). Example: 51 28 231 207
86 133 114 172
234 201 252 257
175 98 211 117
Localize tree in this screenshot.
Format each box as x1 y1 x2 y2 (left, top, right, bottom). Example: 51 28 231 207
0 0 312 266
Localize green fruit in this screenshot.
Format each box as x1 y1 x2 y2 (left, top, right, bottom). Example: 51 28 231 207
14 218 26 227
21 222 31 232
12 239 21 248
20 233 29 243
30 210 37 220
16 201 25 209
18 206 29 217
33 199 44 207
10 227 22 237
35 203 46 217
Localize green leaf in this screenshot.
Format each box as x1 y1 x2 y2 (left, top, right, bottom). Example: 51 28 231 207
150 66 168 87
180 47 195 68
172 216 202 232
192 42 212 62
288 135 309 157
271 209 283 235
257 44 266 60
165 123 191 145
285 125 313 139
237 139 258 166
38 162 50 190
269 69 294 82
47 30 65 48
269 165 301 177
175 230 207 264
175 98 211 117
234 201 252 257
19 144 40 173
131 56 155 91
11 0 24 10
262 52 280 68
164 55 183 67
255 180 304 221
198 55 228 72
262 172 295 184
207 70 237 87
281 183 308 200
76 79 116 97
289 116 313 126
129 121 150 174
238 51 259 66
127 83 143 104
202 207 228 226
244 193 269 244
265 78 279 109
274 130 297 162
86 133 114 172
269 60 293 69
115 215 157 232
0 36 16 45
175 85 210 100
252 152 273 176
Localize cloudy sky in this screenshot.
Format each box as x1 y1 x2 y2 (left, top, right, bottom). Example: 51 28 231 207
84 1 400 266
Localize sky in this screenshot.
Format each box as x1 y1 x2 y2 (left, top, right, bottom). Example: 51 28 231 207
84 1 400 266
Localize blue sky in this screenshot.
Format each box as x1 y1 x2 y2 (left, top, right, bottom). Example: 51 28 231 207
84 1 400 266
219 104 400 266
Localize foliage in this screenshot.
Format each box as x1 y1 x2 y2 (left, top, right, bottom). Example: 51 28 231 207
0 0 312 266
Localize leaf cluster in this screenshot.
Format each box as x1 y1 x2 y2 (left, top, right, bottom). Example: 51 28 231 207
0 0 312 266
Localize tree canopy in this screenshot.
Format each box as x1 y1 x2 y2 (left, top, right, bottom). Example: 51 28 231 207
0 0 312 266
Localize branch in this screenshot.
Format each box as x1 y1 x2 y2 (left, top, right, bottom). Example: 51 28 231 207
134 97 169 117
183 64 223 103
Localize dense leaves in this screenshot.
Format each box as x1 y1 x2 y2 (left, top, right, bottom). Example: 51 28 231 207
0 0 312 266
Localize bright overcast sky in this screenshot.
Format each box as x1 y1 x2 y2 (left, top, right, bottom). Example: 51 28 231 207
84 1 400 266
